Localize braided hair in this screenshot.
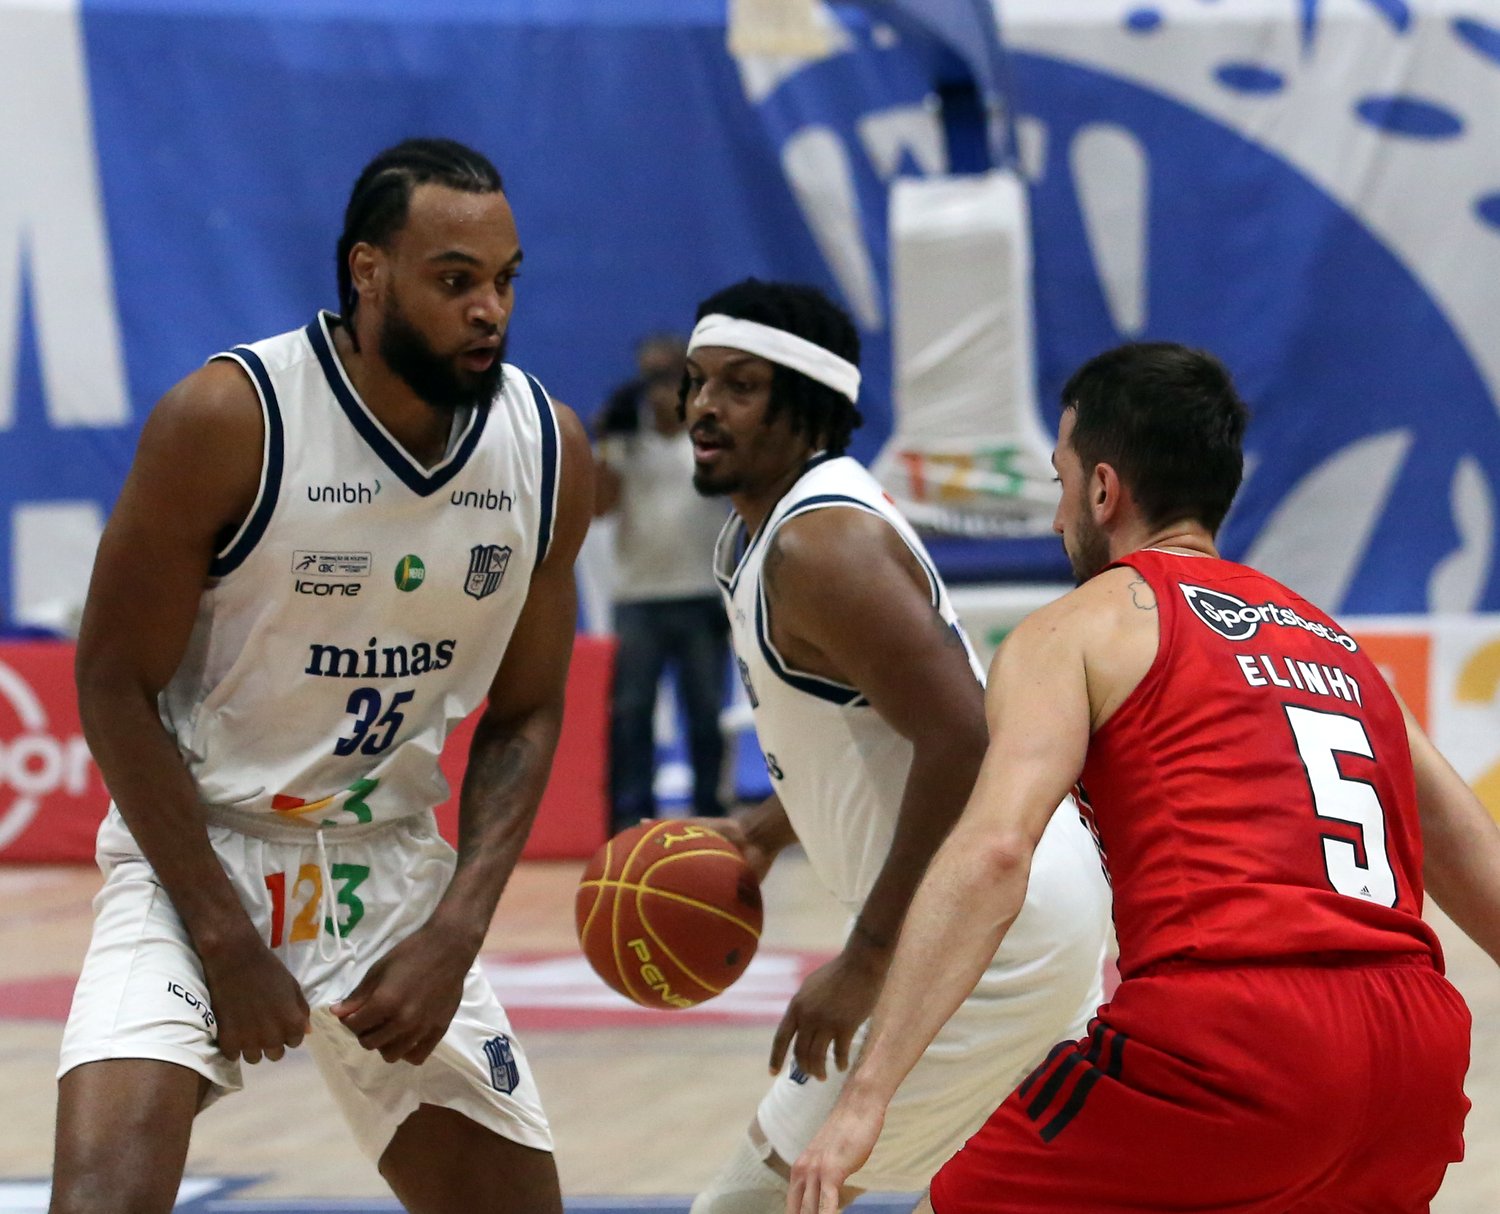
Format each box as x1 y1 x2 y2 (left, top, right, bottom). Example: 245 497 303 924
335 138 504 345
689 279 863 454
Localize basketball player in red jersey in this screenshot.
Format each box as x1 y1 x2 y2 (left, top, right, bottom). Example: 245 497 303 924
789 342 1500 1213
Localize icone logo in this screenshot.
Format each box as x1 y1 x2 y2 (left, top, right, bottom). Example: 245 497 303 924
1179 584 1358 652
166 979 217 1030
0 659 95 851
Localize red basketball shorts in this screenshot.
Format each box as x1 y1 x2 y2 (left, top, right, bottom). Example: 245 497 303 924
931 959 1471 1213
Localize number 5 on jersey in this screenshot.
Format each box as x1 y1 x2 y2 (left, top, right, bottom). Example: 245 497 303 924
1285 704 1398 907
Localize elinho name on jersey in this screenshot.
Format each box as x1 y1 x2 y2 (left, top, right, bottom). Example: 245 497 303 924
1234 653 1363 707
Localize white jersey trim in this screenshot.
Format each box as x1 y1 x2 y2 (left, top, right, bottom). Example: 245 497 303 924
306 312 487 489
750 491 944 708
207 345 283 577
521 371 562 565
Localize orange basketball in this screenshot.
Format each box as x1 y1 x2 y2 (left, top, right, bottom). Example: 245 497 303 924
575 820 763 1009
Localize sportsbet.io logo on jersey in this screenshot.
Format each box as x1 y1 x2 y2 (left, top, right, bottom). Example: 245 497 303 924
1179 584 1358 652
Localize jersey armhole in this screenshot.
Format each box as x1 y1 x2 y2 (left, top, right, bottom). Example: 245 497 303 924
781 494 942 608
754 584 869 706
206 347 283 578
522 371 561 566
1091 554 1176 742
753 497 935 708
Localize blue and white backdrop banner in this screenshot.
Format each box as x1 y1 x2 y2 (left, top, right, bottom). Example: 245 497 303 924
4 0 1499 632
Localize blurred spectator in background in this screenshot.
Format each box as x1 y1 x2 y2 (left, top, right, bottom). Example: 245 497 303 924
594 334 732 835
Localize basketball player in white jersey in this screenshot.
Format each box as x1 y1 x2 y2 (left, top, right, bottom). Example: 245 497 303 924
50 139 591 1214
679 279 1110 1212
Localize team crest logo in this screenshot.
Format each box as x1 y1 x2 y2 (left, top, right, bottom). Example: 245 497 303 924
465 544 511 600
482 1034 521 1094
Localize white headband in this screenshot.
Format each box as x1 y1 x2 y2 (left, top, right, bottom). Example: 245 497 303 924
687 314 861 403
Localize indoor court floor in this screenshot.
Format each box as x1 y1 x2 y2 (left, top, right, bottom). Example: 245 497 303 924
0 853 1494 1212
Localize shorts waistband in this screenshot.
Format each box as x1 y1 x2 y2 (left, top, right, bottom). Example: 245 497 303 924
202 803 424 844
1130 950 1438 980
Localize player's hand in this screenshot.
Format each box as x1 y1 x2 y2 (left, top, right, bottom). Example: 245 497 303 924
770 949 883 1081
675 815 775 882
199 932 310 1065
330 926 471 1065
668 815 773 881
786 1095 885 1214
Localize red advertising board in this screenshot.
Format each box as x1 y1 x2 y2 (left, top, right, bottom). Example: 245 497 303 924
0 643 108 862
0 637 613 864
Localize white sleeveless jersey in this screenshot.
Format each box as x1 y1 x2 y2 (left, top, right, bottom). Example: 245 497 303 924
157 312 563 834
716 454 986 907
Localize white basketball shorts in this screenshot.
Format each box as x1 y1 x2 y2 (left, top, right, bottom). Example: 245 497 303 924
59 807 551 1161
756 802 1111 1192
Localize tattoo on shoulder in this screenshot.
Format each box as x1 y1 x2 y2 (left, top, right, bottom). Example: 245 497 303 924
1128 576 1158 612
762 529 789 597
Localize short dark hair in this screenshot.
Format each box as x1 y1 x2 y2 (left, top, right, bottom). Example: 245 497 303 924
336 138 505 340
689 279 863 455
1061 342 1249 536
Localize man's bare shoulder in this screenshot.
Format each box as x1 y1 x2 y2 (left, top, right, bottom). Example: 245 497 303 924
1002 567 1133 629
991 567 1158 728
1023 566 1154 626
86 358 269 567
767 506 916 598
538 397 595 568
146 358 266 454
549 397 590 456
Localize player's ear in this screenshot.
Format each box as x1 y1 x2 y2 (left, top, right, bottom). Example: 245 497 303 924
348 242 385 304
1091 461 1122 523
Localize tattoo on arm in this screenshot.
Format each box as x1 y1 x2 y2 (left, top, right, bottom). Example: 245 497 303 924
851 916 893 951
761 529 789 600
1129 576 1158 612
457 732 537 860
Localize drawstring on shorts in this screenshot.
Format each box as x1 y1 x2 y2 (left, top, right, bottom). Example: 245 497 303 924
315 827 356 963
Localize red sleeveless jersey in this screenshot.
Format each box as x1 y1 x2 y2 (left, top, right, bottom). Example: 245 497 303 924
1079 548 1442 978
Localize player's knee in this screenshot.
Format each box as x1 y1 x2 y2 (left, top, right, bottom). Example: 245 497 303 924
690 1130 788 1214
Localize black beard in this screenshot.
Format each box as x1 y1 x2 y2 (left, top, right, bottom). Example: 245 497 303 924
1067 518 1111 585
692 467 737 497
689 422 739 496
379 302 506 412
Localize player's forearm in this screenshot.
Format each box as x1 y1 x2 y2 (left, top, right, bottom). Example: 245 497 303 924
430 706 562 952
1409 722 1500 966
1420 786 1500 966
77 678 259 955
848 739 983 956
845 822 1031 1108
